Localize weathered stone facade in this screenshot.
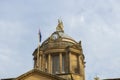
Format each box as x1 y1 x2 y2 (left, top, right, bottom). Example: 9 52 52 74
33 20 85 80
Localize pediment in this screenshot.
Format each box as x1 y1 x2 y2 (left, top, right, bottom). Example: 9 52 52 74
16 69 65 80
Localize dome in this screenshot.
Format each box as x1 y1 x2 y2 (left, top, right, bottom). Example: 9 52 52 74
33 20 85 80
58 31 73 40
41 20 78 50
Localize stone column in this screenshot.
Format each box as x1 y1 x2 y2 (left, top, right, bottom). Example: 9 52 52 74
69 52 72 73
59 53 62 73
36 51 39 69
33 57 37 68
39 55 41 70
48 53 51 73
50 55 52 74
41 54 45 71
38 51 42 70
78 55 81 74
79 55 85 80
65 51 69 73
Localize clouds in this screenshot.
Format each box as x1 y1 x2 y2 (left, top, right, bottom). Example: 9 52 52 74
0 0 120 80
0 15 35 78
62 1 120 79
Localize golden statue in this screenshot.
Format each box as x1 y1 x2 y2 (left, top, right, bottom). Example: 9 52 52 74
56 19 64 32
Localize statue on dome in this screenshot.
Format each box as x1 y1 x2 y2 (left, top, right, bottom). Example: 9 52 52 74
56 19 64 32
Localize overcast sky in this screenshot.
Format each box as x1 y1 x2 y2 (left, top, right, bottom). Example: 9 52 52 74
0 0 120 80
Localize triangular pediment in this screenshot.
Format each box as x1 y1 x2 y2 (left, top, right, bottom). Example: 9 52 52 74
16 69 65 80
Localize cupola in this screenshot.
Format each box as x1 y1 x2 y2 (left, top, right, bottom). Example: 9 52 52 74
33 20 85 80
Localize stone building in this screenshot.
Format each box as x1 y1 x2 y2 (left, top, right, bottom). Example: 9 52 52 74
2 20 86 80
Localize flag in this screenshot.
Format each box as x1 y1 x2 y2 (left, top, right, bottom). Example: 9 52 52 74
38 29 42 42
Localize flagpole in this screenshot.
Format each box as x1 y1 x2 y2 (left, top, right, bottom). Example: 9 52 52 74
36 29 41 69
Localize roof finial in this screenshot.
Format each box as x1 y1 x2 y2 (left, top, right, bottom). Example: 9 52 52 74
56 19 64 32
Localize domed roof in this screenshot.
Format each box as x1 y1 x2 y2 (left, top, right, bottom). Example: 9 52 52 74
58 31 73 40
41 20 78 50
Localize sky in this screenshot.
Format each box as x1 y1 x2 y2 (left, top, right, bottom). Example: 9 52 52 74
0 0 120 80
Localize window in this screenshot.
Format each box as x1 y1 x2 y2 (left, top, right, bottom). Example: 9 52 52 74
52 54 59 74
